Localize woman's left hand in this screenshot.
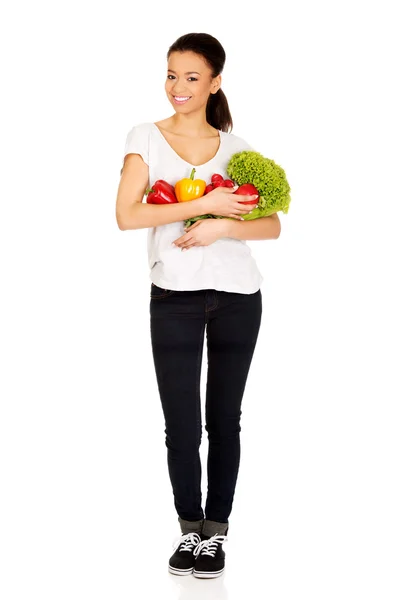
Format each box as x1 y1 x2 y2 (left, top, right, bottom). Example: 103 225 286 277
173 219 229 250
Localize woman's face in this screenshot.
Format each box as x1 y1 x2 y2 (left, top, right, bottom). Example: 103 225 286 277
165 51 221 114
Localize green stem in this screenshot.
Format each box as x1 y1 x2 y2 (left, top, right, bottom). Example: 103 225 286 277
145 188 153 195
189 168 196 180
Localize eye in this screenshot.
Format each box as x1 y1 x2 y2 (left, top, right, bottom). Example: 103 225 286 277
167 75 197 81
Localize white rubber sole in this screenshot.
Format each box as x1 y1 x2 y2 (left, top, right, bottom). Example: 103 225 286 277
193 567 225 579
168 565 194 576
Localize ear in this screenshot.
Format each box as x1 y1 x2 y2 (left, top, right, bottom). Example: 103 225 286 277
211 74 222 94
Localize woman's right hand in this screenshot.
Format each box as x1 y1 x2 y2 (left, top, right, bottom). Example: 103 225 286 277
201 186 259 220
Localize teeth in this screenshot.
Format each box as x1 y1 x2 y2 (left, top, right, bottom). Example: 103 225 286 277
174 96 190 101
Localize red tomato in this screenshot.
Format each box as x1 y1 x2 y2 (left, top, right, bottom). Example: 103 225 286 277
211 173 224 184
212 180 225 188
234 183 259 205
204 184 214 194
224 179 235 188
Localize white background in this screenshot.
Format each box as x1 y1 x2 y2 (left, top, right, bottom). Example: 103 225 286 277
1 1 399 599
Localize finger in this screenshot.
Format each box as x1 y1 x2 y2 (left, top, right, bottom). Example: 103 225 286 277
174 235 191 247
234 202 257 212
229 214 244 220
185 221 201 231
234 206 254 215
180 237 195 248
221 184 239 192
235 197 258 205
237 194 258 203
182 241 199 250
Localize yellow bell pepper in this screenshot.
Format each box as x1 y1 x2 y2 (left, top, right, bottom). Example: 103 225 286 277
175 168 206 202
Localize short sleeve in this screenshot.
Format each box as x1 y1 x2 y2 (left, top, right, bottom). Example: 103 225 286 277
122 123 150 167
237 136 255 152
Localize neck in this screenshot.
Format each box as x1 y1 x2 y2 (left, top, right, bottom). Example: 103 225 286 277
170 111 213 137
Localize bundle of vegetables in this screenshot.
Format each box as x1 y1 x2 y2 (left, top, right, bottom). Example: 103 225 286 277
184 178 260 226
184 150 291 228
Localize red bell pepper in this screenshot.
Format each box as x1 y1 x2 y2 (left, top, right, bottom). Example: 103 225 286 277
234 183 259 204
145 180 178 204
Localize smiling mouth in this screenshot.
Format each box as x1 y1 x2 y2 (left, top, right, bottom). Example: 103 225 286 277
173 96 191 102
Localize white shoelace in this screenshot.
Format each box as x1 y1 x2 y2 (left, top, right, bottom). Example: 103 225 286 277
172 531 202 553
193 534 228 558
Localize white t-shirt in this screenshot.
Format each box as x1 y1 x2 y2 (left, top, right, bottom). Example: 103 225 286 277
122 121 263 294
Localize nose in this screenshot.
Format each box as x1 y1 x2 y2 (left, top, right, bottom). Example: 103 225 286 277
170 84 186 94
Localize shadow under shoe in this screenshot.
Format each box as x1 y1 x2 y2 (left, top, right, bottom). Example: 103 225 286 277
193 533 228 579
168 532 202 576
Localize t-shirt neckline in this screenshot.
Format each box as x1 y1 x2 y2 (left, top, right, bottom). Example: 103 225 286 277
151 122 223 168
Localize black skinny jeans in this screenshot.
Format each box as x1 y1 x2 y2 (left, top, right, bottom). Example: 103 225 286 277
149 282 262 524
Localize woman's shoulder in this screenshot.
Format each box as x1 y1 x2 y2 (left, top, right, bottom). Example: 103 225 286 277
221 129 254 152
126 121 154 134
124 121 155 150
123 122 154 166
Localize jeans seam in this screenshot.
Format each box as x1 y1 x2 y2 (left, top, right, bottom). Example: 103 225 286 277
195 322 205 432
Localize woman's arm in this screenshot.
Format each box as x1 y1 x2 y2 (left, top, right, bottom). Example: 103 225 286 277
224 213 281 240
116 154 209 230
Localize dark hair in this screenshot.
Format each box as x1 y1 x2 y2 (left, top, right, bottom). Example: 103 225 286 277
167 33 233 133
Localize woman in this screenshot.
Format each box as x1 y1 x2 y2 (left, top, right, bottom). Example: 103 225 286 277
116 32 281 579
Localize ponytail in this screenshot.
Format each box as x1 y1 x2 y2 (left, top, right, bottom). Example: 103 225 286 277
206 88 233 133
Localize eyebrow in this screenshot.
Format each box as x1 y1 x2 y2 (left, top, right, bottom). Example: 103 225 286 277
168 69 201 75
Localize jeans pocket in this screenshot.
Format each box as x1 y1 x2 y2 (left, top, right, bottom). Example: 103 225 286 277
150 283 176 299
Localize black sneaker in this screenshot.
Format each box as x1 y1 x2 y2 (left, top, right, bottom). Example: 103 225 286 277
192 533 228 579
168 531 202 576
